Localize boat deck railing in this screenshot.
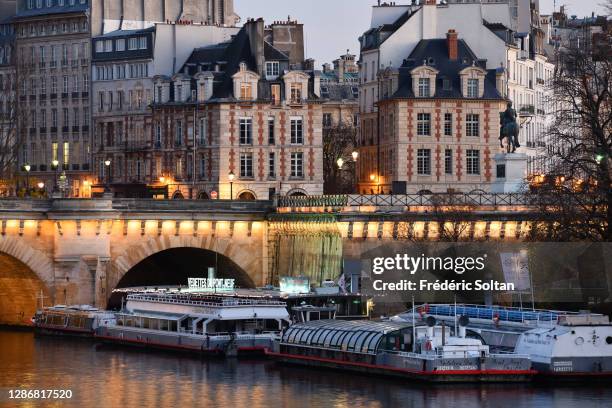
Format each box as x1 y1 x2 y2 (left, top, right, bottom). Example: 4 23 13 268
127 294 287 308
411 304 580 325
389 350 531 361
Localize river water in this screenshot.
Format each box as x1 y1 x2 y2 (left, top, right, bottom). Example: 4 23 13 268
1 330 611 408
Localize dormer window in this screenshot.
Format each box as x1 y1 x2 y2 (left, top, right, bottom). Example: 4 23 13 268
467 78 479 98
418 78 430 97
290 83 302 103
443 78 452 91
240 83 252 100
266 61 280 80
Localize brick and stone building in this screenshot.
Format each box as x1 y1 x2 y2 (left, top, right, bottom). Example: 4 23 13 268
147 18 323 200
320 51 360 130
91 23 238 197
357 33 506 194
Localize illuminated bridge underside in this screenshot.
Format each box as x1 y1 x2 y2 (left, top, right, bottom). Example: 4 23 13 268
0 198 546 324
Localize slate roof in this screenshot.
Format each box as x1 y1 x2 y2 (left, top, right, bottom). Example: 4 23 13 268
391 39 503 101
174 26 315 102
93 27 155 39
15 3 88 19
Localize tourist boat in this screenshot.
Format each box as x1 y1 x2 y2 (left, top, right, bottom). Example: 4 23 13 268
95 292 291 356
33 305 116 337
394 304 612 378
266 317 535 382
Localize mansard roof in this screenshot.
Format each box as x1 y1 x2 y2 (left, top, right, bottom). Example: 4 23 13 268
391 38 503 100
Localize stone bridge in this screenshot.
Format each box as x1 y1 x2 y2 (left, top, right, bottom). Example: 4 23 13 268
0 194 542 325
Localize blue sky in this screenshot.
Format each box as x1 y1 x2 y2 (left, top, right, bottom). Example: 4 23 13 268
234 0 606 68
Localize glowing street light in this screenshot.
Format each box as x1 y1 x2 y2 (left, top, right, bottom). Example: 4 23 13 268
228 171 235 200
51 160 60 193
337 157 344 170
104 159 112 193
352 151 359 161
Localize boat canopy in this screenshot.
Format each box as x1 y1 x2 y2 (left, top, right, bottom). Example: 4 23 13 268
281 320 412 355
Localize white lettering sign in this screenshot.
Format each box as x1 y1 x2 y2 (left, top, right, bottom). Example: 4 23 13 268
188 278 235 291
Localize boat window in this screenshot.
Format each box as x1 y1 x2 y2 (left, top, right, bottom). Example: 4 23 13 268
329 330 347 347
296 328 313 344
312 329 332 346
286 328 299 343
304 328 320 345
353 331 374 352
342 331 363 351
365 333 385 353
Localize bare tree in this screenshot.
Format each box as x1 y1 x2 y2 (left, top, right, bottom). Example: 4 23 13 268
531 34 611 241
0 50 34 196
323 123 357 194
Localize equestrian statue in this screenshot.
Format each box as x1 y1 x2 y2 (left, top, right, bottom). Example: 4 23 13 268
499 101 520 153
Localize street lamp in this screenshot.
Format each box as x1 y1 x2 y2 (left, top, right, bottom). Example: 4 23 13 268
352 151 359 161
159 176 166 184
228 171 235 201
104 159 111 193
337 157 344 170
23 164 31 196
51 160 59 193
370 173 380 195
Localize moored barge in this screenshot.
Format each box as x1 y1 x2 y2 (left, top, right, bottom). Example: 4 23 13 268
96 292 291 356
33 305 116 337
266 319 535 382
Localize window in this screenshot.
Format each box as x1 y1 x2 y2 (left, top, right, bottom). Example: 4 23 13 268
62 76 68 93
240 83 252 100
98 91 104 111
443 78 452 91
290 83 302 103
199 156 206 179
268 152 276 179
444 149 453 175
417 113 431 136
83 73 88 90
271 84 280 105
73 108 79 126
155 123 162 147
198 118 207 145
466 149 480 175
138 36 147 49
323 113 332 128
239 118 252 145
418 78 430 97
95 40 103 53
417 149 431 175
62 108 68 126
104 40 112 53
466 114 480 137
240 153 253 178
265 61 279 79
444 113 453 136
268 118 275 145
128 37 138 50
63 142 69 165
175 120 183 146
116 39 125 52
51 109 57 127
467 78 479 98
291 152 304 178
290 117 303 144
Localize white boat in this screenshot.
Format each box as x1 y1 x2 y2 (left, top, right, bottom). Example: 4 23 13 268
33 305 116 337
95 293 291 356
394 304 612 378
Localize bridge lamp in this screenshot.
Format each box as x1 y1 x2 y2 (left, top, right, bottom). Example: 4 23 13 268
51 160 60 193
37 182 44 190
352 151 359 161
104 159 112 193
23 164 31 196
228 171 235 201
337 158 344 170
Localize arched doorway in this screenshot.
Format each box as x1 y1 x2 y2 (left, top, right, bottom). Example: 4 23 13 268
109 247 256 309
237 191 256 201
172 190 184 199
0 252 49 326
287 189 307 197
197 191 210 200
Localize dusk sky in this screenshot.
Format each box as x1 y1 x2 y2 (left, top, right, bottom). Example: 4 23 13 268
234 0 607 68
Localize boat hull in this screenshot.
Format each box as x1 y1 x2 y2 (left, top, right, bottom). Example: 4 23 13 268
265 350 535 383
95 326 273 357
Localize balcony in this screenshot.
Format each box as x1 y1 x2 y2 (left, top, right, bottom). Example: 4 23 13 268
39 164 47 172
72 126 80 132
519 105 535 116
40 127 47 134
38 62 46 70
71 60 78 68
61 93 68 100
62 126 69 133
72 164 80 171
50 127 57 133
71 92 79 99
50 93 57 100
49 61 57 69
536 78 545 85
81 59 88 67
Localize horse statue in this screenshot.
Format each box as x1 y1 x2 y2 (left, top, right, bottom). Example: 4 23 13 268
499 101 520 153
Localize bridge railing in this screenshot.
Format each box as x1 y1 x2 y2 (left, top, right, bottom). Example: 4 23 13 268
277 194 539 208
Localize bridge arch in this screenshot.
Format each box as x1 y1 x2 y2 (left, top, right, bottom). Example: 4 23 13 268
110 235 261 296
0 237 54 325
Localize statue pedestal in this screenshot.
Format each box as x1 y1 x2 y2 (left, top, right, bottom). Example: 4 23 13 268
491 153 528 193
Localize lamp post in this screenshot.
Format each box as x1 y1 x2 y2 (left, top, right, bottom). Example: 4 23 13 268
23 164 31 196
352 150 359 193
228 171 235 201
51 160 59 193
370 173 380 195
104 159 111 193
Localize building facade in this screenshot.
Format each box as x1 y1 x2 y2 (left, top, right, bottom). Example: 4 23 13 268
358 33 505 195
91 23 238 197
0 13 16 196
13 0 92 197
104 18 323 200
358 0 554 193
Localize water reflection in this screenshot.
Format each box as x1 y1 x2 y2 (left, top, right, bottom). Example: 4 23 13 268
0 330 610 408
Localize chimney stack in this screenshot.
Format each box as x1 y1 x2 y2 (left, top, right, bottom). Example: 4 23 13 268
447 29 458 61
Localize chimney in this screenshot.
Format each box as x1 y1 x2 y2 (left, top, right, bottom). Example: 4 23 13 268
245 18 266 77
447 29 458 61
